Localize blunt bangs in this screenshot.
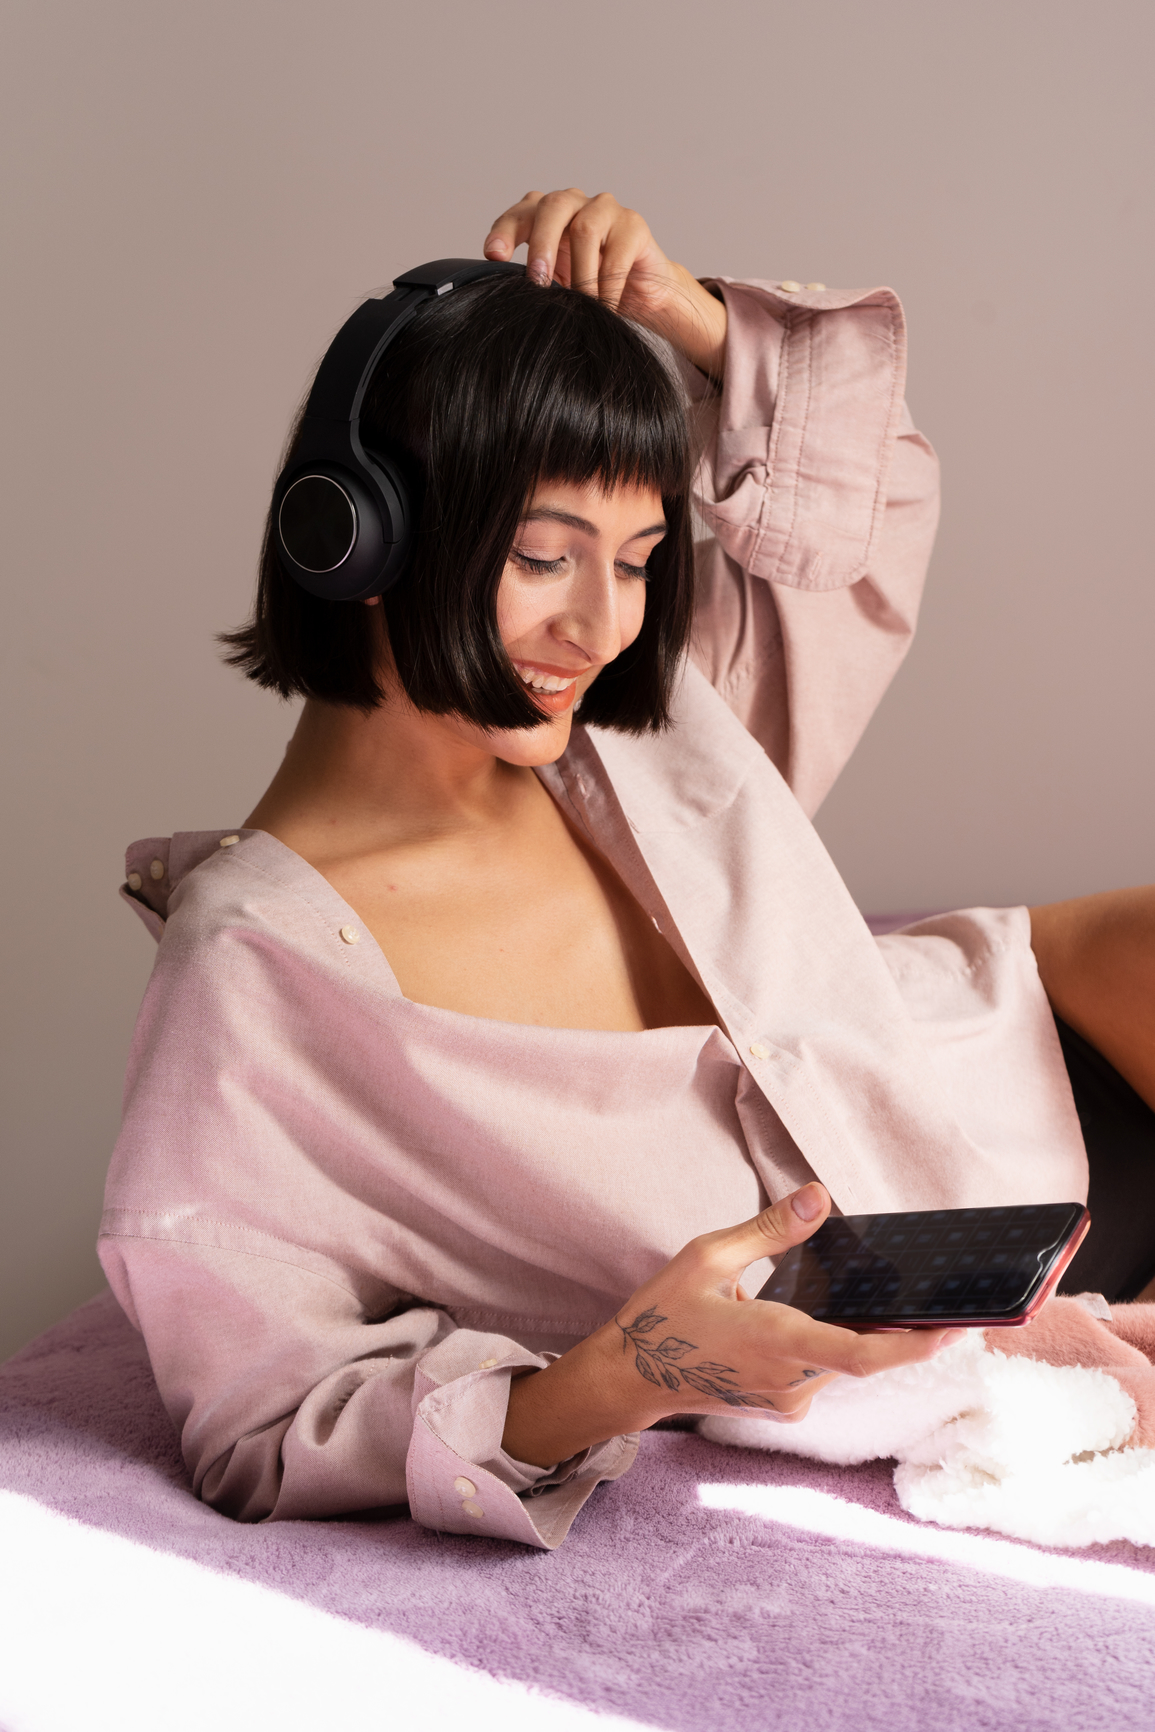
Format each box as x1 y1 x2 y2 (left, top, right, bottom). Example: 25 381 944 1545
223 274 696 733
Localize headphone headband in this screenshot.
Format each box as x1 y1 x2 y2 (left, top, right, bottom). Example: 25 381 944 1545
273 257 524 601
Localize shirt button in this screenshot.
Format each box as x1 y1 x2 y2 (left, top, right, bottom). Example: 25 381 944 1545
149 859 165 881
805 282 826 292
779 280 801 293
126 872 143 891
219 835 239 848
478 1357 498 1369
453 1476 477 1498
339 925 360 944
749 1042 770 1060
461 1499 484 1519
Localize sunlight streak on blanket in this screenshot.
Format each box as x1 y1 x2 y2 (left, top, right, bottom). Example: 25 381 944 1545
0 1492 650 1732
697 1483 1155 1604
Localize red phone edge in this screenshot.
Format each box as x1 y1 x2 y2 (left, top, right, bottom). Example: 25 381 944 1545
853 1206 1093 1332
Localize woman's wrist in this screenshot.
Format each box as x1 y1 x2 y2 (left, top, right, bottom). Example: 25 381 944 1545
658 263 727 380
501 1321 663 1468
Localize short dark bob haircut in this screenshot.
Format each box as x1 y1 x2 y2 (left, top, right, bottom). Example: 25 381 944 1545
222 274 696 734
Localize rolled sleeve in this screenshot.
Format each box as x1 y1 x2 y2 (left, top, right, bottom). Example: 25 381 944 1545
688 276 940 812
99 1227 636 1550
694 278 911 590
408 1330 638 1550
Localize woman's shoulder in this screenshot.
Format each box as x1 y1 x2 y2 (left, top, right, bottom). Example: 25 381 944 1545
120 829 382 971
122 831 247 932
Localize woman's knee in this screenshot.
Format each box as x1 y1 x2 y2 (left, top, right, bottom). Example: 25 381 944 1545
1030 885 1155 1033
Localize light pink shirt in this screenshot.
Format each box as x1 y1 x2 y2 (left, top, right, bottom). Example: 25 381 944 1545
99 280 1087 1549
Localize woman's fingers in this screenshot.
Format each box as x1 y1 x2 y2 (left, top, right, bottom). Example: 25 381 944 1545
484 190 650 303
566 206 605 296
765 1386 840 1424
702 1184 832 1281
597 208 654 311
705 1314 962 1419
483 191 543 262
482 187 725 374
761 1307 966 1382
665 1193 965 1414
522 189 591 285
483 191 551 271
565 193 632 299
846 1324 968 1375
484 187 592 285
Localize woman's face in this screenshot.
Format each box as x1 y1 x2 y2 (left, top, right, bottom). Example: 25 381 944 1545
483 476 667 766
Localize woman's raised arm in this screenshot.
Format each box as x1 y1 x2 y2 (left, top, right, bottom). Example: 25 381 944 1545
482 188 941 817
689 278 940 816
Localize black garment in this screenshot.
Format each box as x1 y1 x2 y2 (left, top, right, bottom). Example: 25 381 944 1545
1055 1016 1155 1303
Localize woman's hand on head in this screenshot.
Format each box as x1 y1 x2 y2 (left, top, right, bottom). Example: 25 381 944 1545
484 188 727 380
502 1182 966 1467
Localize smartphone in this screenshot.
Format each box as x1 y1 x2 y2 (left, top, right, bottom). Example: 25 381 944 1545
755 1201 1091 1329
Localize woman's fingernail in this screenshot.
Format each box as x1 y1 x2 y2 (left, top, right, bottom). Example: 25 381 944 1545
485 235 507 258
529 258 550 286
791 1185 824 1222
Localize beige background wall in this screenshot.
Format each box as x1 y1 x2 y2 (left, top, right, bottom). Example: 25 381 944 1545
2 0 1152 1360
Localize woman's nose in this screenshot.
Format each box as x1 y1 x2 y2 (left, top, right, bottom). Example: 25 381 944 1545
554 561 626 662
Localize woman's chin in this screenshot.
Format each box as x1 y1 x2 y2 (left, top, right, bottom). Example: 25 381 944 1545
489 708 576 768
443 679 586 767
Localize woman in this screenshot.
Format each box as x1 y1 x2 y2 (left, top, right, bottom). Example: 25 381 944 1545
102 189 1155 1550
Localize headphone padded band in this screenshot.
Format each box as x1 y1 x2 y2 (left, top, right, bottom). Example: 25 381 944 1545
272 258 524 599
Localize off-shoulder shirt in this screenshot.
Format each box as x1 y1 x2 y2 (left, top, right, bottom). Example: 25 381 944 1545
99 279 1086 1549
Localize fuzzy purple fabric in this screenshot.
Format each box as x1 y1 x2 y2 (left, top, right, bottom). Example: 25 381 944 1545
3 1293 1155 1731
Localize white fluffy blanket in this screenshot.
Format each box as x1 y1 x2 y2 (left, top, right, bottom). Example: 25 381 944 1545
700 1298 1155 1549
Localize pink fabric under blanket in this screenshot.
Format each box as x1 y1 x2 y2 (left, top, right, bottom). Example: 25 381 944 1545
3 1292 1155 1732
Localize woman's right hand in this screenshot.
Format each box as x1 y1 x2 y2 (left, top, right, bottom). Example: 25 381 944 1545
483 188 728 379
502 1183 964 1468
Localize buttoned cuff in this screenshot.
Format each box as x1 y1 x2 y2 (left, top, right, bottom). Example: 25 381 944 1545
406 1330 638 1550
693 278 908 591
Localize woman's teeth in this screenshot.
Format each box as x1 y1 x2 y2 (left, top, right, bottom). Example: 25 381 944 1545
516 666 578 694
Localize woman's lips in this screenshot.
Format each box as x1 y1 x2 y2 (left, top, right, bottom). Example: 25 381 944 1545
513 661 584 718
527 684 578 716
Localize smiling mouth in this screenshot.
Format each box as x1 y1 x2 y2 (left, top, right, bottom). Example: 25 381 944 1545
515 664 579 694
513 662 584 716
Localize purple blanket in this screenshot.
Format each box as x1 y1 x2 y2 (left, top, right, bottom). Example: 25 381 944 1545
2 1294 1155 1730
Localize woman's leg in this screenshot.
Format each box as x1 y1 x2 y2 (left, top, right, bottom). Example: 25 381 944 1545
1032 887 1155 1302
1031 886 1155 1112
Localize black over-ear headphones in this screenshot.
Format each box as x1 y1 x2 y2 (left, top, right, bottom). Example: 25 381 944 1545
273 258 525 601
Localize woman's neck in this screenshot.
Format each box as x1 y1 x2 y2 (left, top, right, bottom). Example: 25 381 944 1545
244 692 534 860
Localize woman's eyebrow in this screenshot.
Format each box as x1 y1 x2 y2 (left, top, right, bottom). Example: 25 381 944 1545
523 507 667 537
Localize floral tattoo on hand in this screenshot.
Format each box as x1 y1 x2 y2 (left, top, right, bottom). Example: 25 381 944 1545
615 1308 780 1410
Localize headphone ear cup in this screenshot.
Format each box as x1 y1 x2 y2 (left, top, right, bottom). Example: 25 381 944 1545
273 447 412 601
273 268 520 603
359 445 415 594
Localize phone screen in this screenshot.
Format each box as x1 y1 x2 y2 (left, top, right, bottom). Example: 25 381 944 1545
756 1202 1090 1328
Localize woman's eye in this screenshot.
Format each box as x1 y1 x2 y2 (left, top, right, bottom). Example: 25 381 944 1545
511 550 566 575
509 549 651 579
